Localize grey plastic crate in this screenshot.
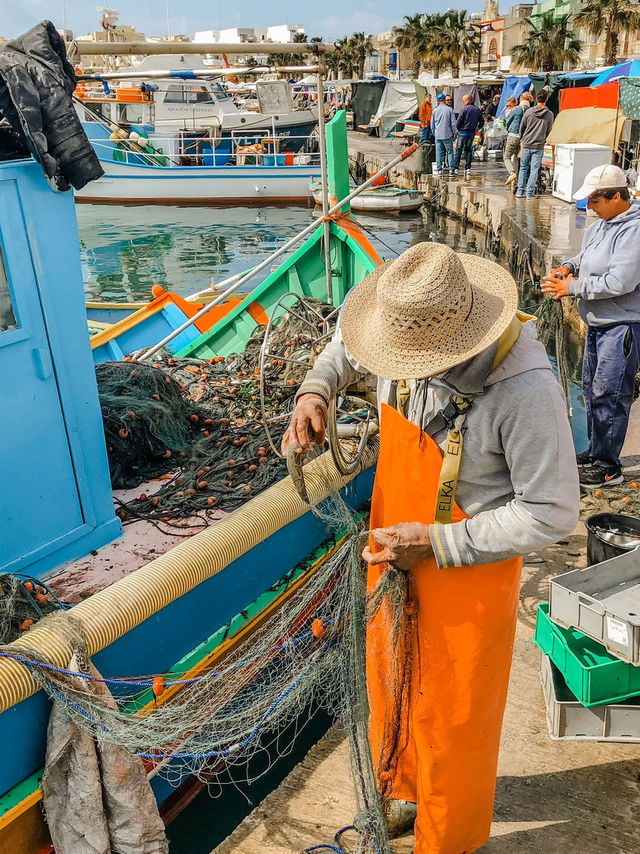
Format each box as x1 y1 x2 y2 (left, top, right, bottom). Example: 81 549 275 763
540 654 640 742
548 547 640 665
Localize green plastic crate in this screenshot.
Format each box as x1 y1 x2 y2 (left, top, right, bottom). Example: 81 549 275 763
533 604 640 707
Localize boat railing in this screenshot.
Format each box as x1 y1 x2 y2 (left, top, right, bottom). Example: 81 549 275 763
88 132 321 168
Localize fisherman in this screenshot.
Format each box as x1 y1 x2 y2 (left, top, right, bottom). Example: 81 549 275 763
542 164 640 489
283 242 579 854
418 92 433 143
453 93 484 181
516 90 554 199
430 93 457 178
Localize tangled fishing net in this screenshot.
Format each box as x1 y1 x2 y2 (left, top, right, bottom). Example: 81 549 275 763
96 299 336 520
1 474 409 854
0 575 67 645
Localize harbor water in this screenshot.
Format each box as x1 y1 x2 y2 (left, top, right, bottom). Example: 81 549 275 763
77 203 588 451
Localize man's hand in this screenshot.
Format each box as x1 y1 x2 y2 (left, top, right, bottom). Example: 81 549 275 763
362 522 433 571
550 264 572 278
541 272 572 300
281 393 328 454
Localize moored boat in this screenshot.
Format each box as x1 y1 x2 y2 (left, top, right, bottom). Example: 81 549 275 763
310 179 423 213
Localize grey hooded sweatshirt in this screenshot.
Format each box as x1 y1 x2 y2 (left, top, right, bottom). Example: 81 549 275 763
297 320 579 568
564 202 640 326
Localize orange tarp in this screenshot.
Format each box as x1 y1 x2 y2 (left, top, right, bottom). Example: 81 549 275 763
560 82 619 111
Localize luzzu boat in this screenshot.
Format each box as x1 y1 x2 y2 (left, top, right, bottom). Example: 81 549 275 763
0 112 382 851
73 52 322 205
310 178 423 214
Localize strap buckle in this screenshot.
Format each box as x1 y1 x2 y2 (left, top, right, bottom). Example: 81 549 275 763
440 394 474 431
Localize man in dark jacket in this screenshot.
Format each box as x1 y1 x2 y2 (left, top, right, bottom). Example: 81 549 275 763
0 20 103 192
516 90 554 199
453 94 483 180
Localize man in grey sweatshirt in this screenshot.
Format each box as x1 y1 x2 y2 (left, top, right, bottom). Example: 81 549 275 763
516 90 554 199
542 164 640 487
286 248 578 569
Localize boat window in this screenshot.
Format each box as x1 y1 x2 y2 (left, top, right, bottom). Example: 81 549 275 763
82 101 111 122
185 85 214 104
164 83 186 103
117 103 144 124
0 249 18 333
210 82 229 101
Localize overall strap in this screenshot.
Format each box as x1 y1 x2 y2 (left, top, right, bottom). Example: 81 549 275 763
434 315 526 524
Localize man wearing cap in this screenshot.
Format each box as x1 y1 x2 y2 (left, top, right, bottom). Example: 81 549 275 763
542 164 640 489
283 242 578 854
430 93 457 177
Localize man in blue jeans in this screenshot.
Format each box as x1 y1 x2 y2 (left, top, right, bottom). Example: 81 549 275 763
541 164 640 488
430 93 456 177
516 90 553 199
453 94 483 180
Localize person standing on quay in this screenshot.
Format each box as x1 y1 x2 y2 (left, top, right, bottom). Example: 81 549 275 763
430 93 457 178
418 92 433 143
541 164 640 488
516 90 553 199
503 93 529 188
454 93 484 180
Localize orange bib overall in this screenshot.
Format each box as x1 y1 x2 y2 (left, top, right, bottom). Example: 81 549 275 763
367 403 522 854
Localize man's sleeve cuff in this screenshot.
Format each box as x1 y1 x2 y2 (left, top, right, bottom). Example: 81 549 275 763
428 521 473 569
295 378 331 404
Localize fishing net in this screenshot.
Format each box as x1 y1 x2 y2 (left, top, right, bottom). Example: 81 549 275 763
1 478 405 854
0 575 67 645
535 296 572 417
96 298 336 519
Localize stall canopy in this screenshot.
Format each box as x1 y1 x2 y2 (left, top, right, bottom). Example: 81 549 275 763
547 107 624 147
529 71 600 115
560 81 619 111
620 77 640 119
496 76 533 118
374 80 418 137
414 80 480 114
590 60 640 87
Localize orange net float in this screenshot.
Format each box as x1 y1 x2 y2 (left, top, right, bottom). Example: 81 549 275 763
152 676 165 699
311 618 327 640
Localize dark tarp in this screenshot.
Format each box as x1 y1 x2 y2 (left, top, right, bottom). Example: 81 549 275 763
529 71 600 116
350 81 387 128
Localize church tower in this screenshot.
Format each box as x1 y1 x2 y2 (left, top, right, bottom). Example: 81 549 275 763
482 0 499 20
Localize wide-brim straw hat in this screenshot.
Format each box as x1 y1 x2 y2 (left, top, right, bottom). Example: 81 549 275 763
341 241 518 380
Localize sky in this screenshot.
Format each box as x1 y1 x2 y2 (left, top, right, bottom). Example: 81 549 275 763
2 0 486 42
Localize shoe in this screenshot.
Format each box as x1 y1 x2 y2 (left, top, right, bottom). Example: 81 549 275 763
465 170 470 181
515 192 524 198
384 799 417 838
576 450 592 467
504 171 517 186
580 464 624 488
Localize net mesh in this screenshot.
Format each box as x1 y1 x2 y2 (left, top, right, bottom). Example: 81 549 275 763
1 478 404 853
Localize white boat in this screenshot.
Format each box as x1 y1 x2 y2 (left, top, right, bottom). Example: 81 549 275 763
75 155 321 204
309 180 423 213
74 54 321 204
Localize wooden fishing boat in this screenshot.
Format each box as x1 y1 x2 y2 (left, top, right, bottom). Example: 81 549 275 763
0 112 382 852
310 179 423 213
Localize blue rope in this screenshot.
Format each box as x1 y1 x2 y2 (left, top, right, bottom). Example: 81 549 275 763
0 619 335 689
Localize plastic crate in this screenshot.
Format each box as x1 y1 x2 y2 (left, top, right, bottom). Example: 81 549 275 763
540 653 640 742
549 547 640 665
533 604 640 707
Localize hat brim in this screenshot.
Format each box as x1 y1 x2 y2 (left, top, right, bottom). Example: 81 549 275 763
340 253 519 380
572 184 593 201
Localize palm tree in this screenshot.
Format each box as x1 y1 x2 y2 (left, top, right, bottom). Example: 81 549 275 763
574 0 640 65
512 12 581 72
393 14 426 77
349 31 374 79
292 32 308 43
432 10 476 77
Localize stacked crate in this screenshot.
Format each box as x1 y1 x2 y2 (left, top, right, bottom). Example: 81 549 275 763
534 548 640 741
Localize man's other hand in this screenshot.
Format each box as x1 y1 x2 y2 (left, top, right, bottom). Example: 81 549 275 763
362 522 433 571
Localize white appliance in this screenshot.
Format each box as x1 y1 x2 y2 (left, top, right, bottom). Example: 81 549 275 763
552 143 612 203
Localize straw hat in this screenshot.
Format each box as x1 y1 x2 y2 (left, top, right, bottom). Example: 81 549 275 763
340 242 518 380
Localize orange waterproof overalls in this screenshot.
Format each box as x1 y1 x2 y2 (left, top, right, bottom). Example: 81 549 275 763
367 402 522 854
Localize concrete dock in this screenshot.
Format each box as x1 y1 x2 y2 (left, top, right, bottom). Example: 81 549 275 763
347 132 590 276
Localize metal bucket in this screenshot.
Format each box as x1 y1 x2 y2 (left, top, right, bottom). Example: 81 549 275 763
585 512 640 566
